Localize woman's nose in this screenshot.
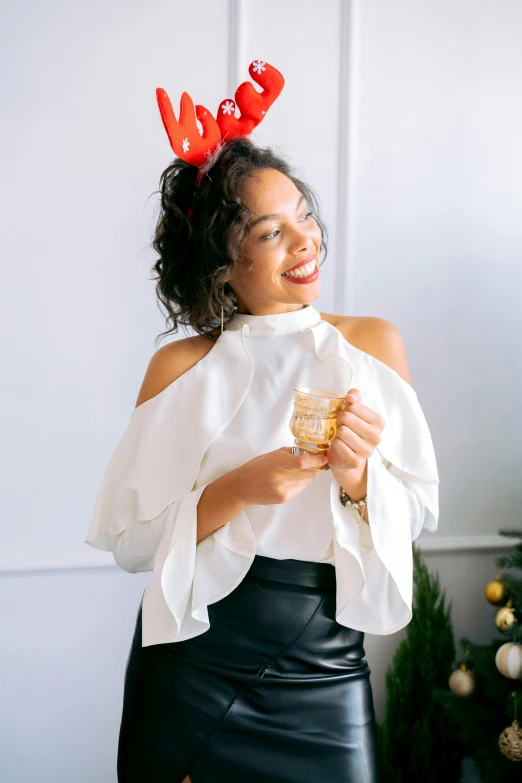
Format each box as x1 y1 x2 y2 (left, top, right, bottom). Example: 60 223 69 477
290 226 312 253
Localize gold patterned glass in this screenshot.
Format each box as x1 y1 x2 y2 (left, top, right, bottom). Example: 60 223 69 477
289 387 346 471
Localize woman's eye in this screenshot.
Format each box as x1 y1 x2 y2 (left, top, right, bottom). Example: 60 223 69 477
260 212 313 241
261 229 280 241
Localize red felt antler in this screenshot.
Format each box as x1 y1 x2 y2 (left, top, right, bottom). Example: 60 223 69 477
156 60 285 166
216 60 285 141
155 89 222 167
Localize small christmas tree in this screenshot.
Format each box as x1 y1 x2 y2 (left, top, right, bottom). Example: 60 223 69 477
376 543 464 781
433 528 522 781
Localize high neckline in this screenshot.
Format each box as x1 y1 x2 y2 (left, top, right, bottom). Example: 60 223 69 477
224 304 322 337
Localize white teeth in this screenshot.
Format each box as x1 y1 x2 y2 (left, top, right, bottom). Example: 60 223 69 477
282 261 317 278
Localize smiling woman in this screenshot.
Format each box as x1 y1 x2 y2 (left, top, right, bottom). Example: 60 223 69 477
88 63 439 783
230 167 323 308
150 136 329 344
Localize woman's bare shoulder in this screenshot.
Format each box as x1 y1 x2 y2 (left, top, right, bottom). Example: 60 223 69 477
134 334 216 408
319 311 357 329
135 313 413 409
320 313 412 386
320 311 367 338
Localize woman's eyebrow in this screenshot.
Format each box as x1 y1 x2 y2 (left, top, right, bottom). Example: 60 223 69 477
248 194 305 230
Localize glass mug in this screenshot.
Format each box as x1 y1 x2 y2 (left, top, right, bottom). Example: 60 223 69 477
289 386 347 471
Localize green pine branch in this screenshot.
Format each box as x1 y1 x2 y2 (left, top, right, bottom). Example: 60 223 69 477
376 544 464 781
434 634 522 781
495 529 522 643
431 525 522 781
496 528 522 571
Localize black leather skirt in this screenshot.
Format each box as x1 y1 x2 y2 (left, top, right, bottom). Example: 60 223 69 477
117 555 380 782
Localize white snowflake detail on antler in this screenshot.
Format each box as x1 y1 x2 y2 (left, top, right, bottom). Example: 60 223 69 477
221 100 235 116
252 60 266 74
182 138 190 153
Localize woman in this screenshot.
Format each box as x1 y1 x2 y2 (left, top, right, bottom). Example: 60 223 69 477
86 64 439 783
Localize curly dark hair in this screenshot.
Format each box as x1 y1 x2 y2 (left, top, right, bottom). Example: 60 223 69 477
150 136 328 346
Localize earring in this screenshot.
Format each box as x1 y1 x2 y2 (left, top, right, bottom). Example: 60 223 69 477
221 305 224 335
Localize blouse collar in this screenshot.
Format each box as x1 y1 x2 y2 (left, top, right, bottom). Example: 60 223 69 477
225 303 322 337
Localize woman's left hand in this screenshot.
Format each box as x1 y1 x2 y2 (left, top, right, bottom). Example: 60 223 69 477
326 389 385 476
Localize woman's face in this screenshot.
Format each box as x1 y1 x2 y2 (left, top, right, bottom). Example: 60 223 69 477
230 168 323 315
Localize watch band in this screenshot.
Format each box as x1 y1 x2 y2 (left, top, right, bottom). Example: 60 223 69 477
339 486 368 512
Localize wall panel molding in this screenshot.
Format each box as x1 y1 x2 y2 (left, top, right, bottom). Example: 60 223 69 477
227 0 245 95
335 0 356 315
417 534 518 554
0 535 515 574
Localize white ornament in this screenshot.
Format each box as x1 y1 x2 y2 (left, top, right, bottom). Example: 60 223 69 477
252 60 266 74
495 642 522 679
221 101 235 116
182 138 190 153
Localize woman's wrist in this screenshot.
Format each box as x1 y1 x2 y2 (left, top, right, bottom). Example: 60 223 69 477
337 463 367 500
336 463 369 523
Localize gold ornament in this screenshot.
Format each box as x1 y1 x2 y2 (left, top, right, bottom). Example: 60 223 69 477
449 662 476 697
485 576 506 605
496 600 517 632
499 720 522 761
496 642 522 680
499 693 522 761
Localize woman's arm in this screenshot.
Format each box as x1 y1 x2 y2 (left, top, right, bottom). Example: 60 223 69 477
332 316 415 526
197 470 248 544
134 341 250 546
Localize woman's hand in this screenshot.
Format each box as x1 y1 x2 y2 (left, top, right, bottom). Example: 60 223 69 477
326 389 385 485
234 447 328 507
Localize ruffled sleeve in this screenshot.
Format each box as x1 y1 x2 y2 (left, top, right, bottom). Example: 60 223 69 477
85 334 257 647
137 484 256 648
329 358 439 636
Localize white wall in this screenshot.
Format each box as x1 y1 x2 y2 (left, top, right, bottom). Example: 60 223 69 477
1 1 521 780
349 0 522 538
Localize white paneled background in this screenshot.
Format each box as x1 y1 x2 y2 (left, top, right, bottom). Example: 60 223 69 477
1 1 521 780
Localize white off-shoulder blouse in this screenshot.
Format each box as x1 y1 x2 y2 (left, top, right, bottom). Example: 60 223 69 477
85 303 439 647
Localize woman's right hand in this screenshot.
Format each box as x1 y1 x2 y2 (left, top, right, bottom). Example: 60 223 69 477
233 447 329 507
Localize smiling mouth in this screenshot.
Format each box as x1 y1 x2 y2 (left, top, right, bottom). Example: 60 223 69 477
281 259 318 278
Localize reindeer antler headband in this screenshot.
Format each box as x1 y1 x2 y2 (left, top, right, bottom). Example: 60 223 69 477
155 59 285 217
